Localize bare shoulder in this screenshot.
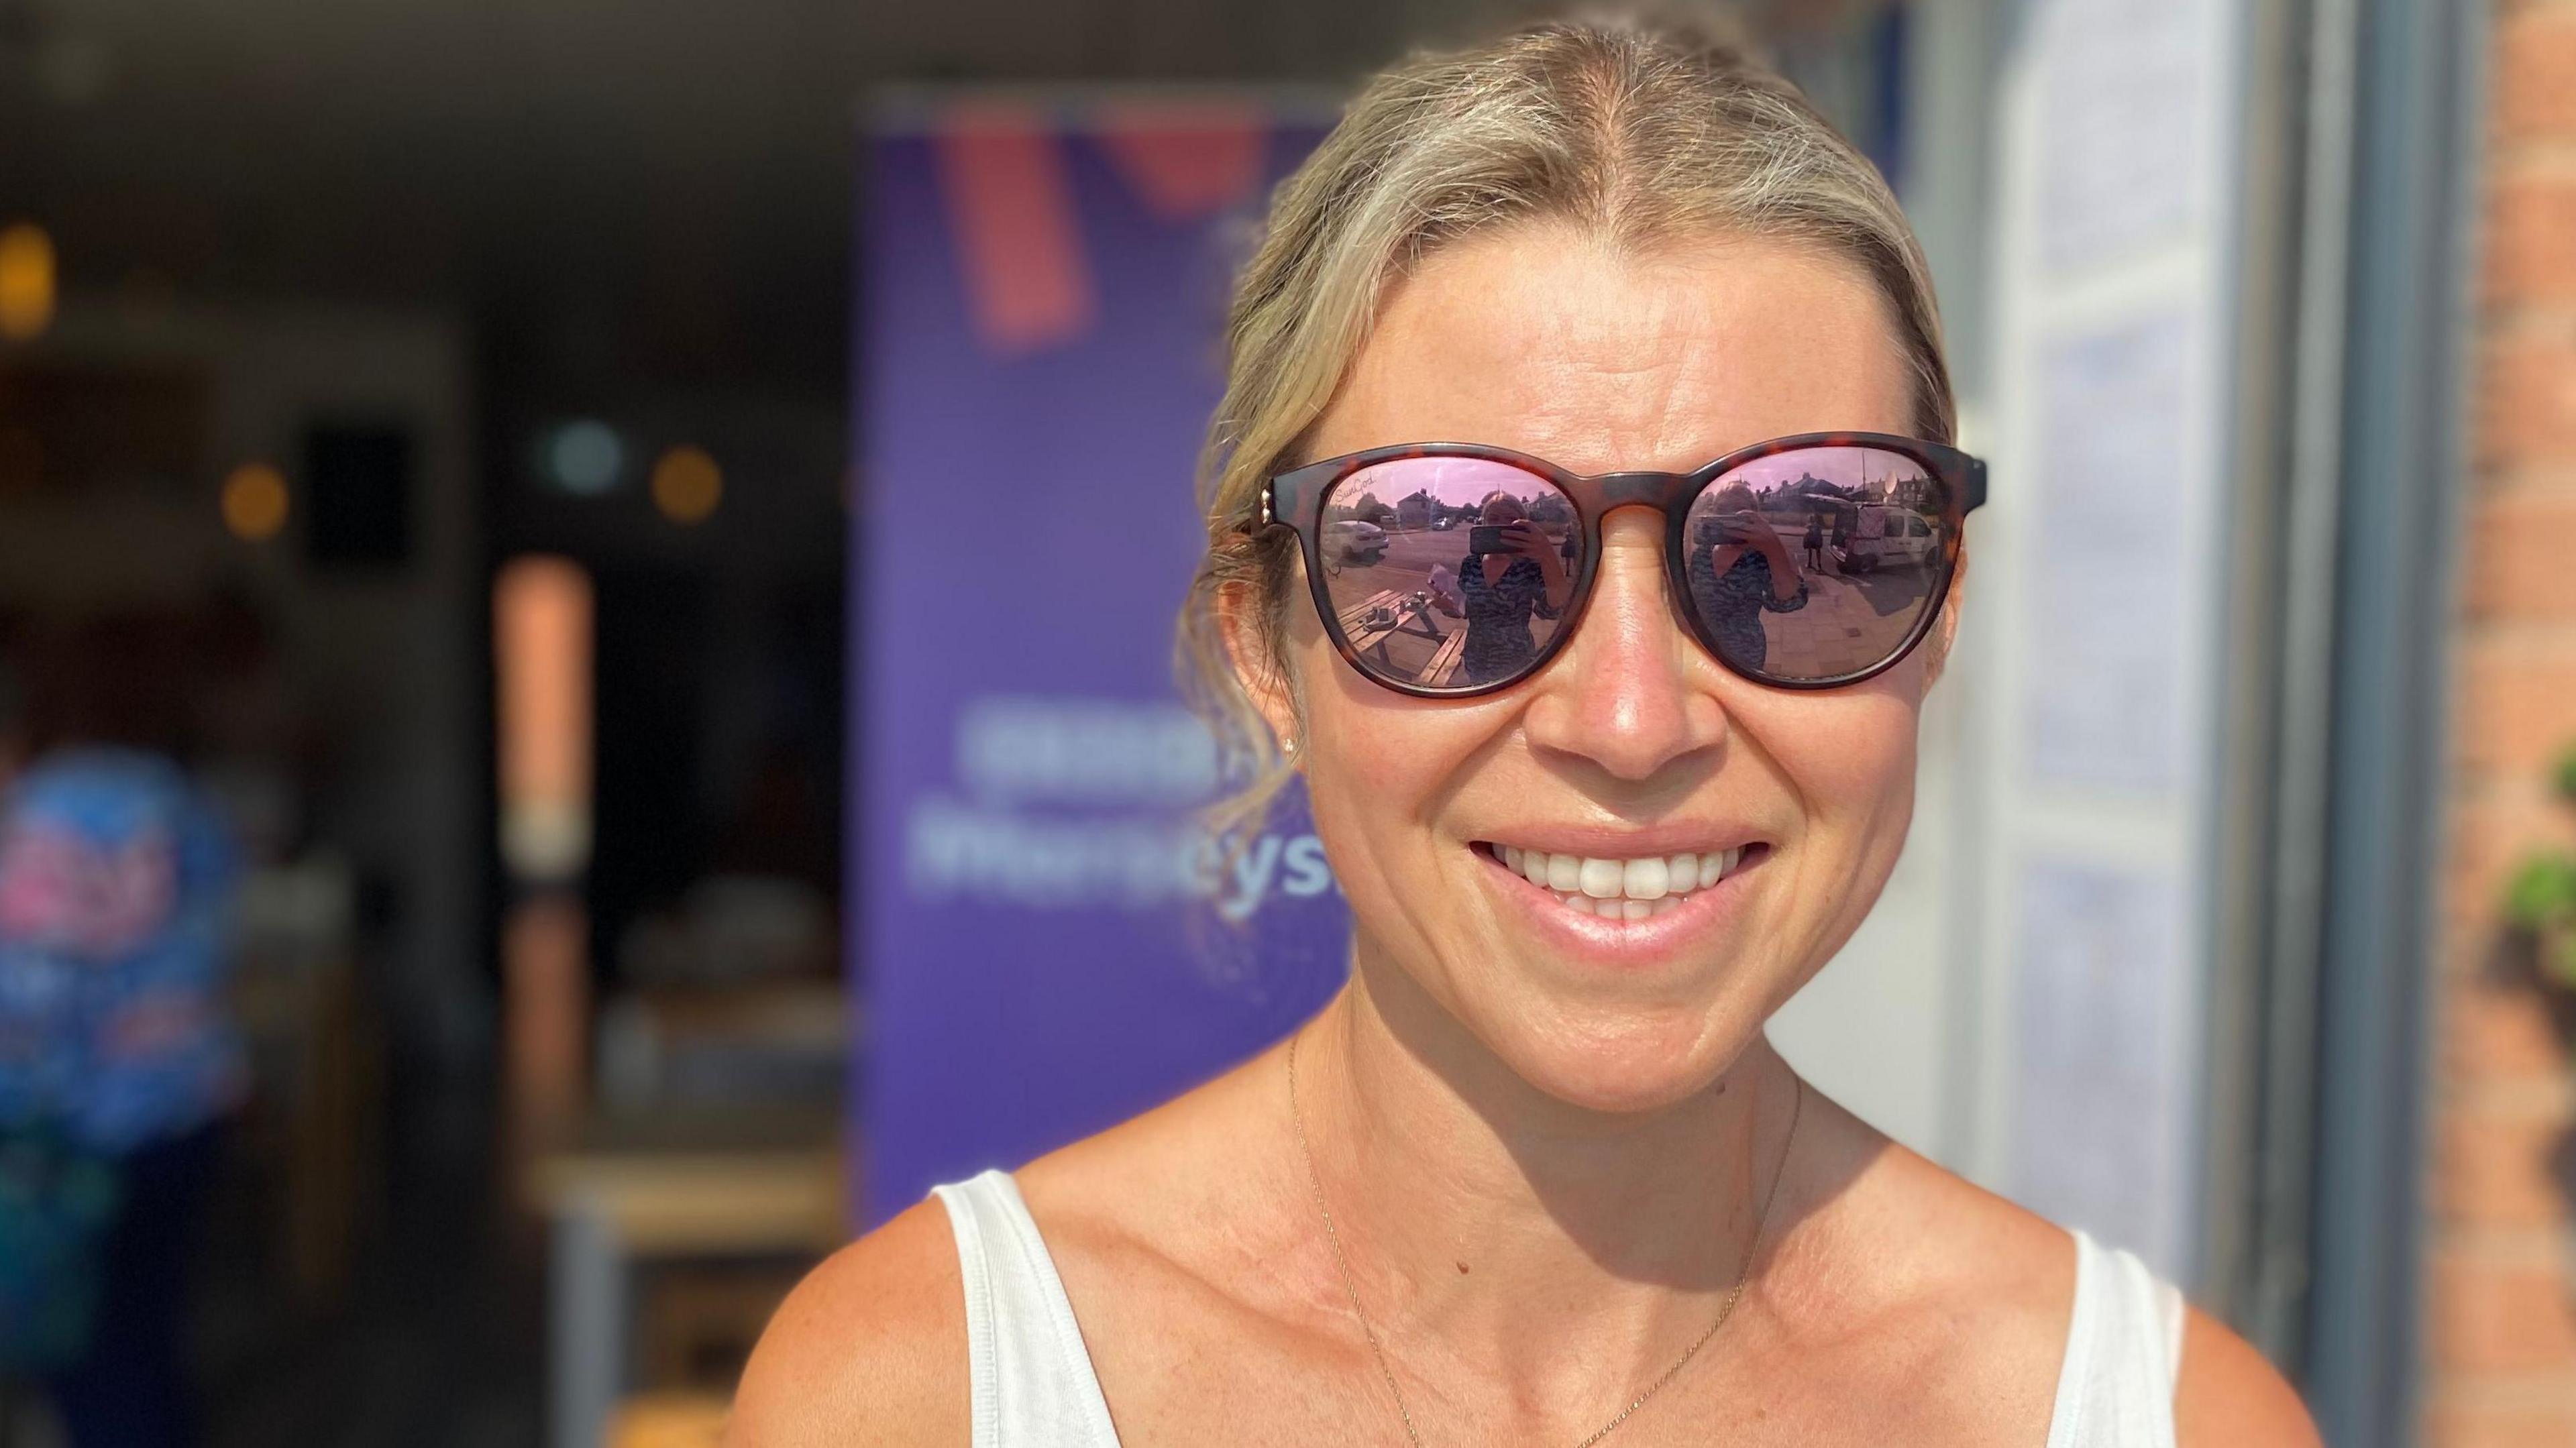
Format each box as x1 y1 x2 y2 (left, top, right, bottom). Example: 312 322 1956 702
726 1041 1288 1432
1766 1093 2080 1437
726 1052 1285 1447
726 1197 967 1448
2176 1305 2321 1447
1800 1093 2317 1445
1799 1097 2075 1332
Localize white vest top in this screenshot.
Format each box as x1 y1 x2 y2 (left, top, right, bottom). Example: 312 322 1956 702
932 1169 2185 1447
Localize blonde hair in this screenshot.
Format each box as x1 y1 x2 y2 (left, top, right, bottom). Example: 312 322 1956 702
1179 17 1955 841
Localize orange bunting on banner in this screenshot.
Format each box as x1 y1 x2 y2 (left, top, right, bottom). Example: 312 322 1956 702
1097 105 1269 221
934 106 1097 356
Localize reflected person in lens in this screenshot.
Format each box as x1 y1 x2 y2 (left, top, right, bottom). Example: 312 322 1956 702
1684 480 1805 674
737 19 2319 1448
1457 491 1570 685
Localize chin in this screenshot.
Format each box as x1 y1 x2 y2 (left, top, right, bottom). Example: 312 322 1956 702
1482 988 1767 1116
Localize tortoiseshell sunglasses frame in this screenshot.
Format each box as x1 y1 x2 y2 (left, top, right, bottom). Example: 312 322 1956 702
1252 431 1988 696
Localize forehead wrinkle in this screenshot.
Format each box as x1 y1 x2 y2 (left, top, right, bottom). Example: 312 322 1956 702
1322 227 1911 476
1405 245 1711 467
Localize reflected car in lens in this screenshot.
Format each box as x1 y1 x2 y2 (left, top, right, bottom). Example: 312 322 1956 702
1841 503 1937 573
1324 518 1389 566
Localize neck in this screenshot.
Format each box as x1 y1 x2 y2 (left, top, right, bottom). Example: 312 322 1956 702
1290 940 1798 1380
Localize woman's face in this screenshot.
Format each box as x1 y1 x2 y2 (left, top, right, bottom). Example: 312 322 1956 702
1268 226 1934 1114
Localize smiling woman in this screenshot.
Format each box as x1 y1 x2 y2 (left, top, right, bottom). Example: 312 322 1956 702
731 19 2320 1448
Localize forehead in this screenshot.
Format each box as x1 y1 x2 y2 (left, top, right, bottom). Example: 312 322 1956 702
1310 225 1915 475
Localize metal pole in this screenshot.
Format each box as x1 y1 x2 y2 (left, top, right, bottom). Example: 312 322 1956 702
2299 0 2485 1441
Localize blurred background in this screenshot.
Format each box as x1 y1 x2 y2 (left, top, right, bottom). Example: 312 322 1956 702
0 0 2551 1445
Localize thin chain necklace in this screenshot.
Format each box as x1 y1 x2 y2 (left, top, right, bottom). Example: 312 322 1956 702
1285 1032 1803 1448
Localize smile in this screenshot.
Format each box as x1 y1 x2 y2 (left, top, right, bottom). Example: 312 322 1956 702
1472 840 1766 920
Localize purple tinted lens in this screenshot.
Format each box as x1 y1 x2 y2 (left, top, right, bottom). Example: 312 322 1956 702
1679 446 1949 682
1316 456 1577 692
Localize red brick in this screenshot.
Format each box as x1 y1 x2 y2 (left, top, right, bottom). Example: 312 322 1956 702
2443 978 2572 1087
2432 1248 2576 1372
2465 491 2576 622
2446 793 2576 940
2439 917 2518 985
2488 173 2576 309
2457 641 2576 776
2426 1397 2576 1448
2498 5 2576 145
2477 331 2576 474
2434 1108 2573 1227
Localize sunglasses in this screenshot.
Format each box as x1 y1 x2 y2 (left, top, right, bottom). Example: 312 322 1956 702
1256 432 1986 695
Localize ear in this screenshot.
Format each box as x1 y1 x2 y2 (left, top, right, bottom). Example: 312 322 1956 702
1215 575 1302 759
1919 547 1970 689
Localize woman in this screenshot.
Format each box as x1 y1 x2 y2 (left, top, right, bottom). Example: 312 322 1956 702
1683 482 1806 675
736 21 2317 1445
1456 493 1570 686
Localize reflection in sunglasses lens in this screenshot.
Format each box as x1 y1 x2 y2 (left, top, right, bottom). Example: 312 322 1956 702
1317 457 1577 691
1679 446 1947 683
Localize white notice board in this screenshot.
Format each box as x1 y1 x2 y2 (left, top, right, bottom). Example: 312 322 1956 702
1968 0 2242 1280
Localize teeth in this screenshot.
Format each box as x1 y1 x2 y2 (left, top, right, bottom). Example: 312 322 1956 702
1495 844 1755 911
1699 848 1737 889
1623 856 1668 900
1578 858 1624 899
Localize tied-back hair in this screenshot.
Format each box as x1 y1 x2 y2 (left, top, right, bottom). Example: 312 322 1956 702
1177 14 1955 853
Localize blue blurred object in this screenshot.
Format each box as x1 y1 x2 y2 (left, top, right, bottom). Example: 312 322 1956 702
0 748 244 1154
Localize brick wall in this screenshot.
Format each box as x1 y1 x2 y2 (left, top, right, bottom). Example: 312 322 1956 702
2427 2 2576 1443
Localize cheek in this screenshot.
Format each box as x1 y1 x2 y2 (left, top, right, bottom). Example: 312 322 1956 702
1796 702 1917 812
1289 624 1468 828
1279 623 1507 964
1731 649 1937 803
1729 671 1927 1010
1743 666 1925 841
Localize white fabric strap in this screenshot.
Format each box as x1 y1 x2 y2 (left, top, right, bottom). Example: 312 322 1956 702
932 1170 1126 1448
2044 1229 2183 1448
934 1172 2178 1448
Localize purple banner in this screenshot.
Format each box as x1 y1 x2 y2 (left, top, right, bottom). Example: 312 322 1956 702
853 102 1342 1227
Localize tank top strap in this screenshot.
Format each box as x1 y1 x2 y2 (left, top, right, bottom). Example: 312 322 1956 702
931 1170 1124 1448
2044 1229 2185 1448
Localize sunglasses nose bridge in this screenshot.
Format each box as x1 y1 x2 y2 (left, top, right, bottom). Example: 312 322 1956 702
1594 470 1688 516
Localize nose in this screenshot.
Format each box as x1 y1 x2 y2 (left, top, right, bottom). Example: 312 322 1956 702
1520 508 1727 783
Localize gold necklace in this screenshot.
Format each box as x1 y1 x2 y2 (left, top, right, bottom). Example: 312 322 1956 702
1285 1032 1803 1448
